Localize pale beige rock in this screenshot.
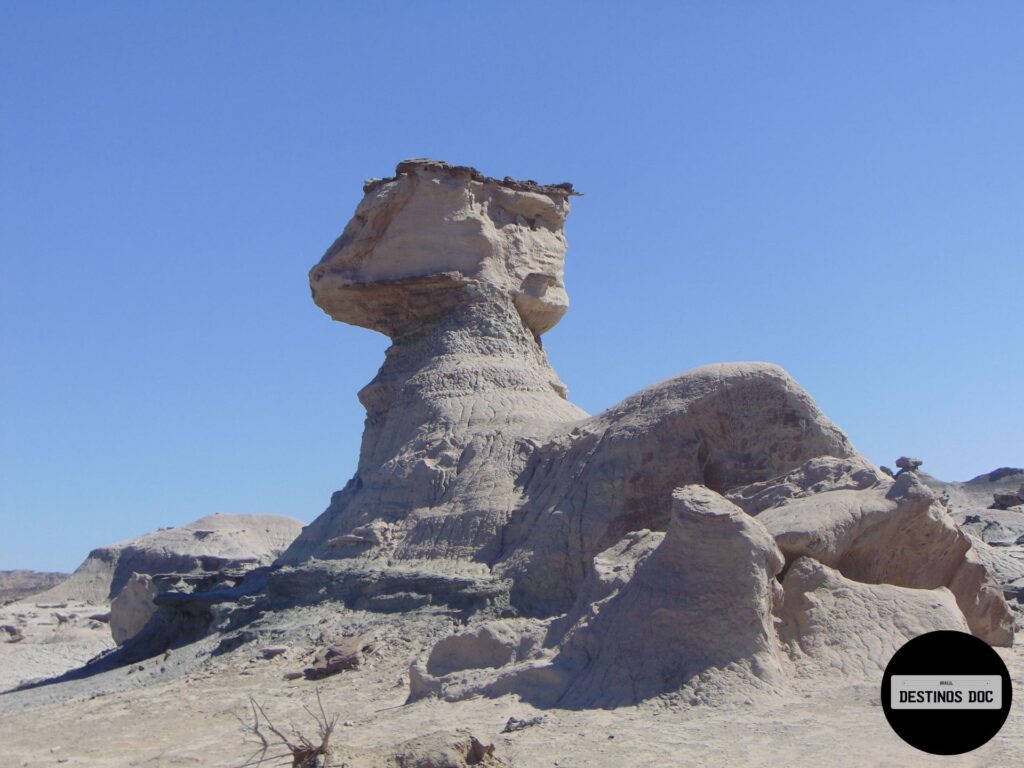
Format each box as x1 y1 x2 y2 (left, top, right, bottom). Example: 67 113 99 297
962 535 1024 632
949 548 1017 645
777 557 970 678
334 729 506 767
281 159 1013 663
424 621 543 678
548 529 665 636
38 513 304 604
499 364 857 612
414 488 789 707
310 159 576 337
757 472 1014 645
728 455 885 515
283 166 589 574
2 160 1023 765
109 573 158 645
550 486 786 706
923 468 1024 631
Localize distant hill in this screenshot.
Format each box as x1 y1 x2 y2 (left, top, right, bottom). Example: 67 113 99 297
920 466 1024 510
0 570 68 603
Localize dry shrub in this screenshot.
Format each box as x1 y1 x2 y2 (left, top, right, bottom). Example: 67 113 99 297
236 689 337 768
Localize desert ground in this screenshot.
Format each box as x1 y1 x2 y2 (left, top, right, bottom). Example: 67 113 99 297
1 600 1020 768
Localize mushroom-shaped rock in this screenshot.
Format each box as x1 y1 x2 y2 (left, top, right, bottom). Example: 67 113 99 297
896 456 923 472
553 486 786 707
281 162 588 573
309 159 576 338
280 160 1015 661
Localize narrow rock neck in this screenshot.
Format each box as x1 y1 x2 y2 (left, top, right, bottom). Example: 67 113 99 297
355 284 584 473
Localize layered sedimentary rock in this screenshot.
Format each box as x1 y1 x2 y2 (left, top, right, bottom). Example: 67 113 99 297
740 464 1013 645
498 362 854 613
0 571 68 603
109 573 159 645
281 162 586 581
550 487 786 706
273 159 1013 707
39 514 304 605
777 557 970 678
921 467 1024 625
280 160 856 613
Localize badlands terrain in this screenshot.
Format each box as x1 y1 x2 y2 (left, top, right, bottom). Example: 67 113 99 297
0 571 68 604
1 160 1021 767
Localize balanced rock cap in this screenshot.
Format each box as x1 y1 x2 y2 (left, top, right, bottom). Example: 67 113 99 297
310 159 578 338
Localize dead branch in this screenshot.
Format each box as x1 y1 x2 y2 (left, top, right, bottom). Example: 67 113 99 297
235 689 337 768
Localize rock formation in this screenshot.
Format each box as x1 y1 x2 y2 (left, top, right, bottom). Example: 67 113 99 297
922 467 1024 632
109 573 159 645
895 455 923 473
38 514 303 606
262 160 1017 708
333 730 505 768
6 162 1023 768
922 466 1024 511
743 466 1011 644
103 159 1009 712
993 485 1024 510
0 571 68 604
777 557 969 678
549 486 787 707
282 160 587 580
278 161 855 613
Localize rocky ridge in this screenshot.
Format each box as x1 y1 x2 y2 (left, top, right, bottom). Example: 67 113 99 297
922 466 1024 630
0 571 68 604
38 513 304 606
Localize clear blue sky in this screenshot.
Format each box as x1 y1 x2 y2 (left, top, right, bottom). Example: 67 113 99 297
2 2 1022 572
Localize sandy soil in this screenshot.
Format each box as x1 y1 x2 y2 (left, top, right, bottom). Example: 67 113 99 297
0 599 114 692
1 604 1019 768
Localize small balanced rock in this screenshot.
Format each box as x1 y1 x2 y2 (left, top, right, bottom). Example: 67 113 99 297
895 456 923 473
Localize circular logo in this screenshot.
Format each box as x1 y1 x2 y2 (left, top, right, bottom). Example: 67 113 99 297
881 630 1012 755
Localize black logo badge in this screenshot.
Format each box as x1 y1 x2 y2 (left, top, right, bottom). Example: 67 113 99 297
881 630 1012 754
